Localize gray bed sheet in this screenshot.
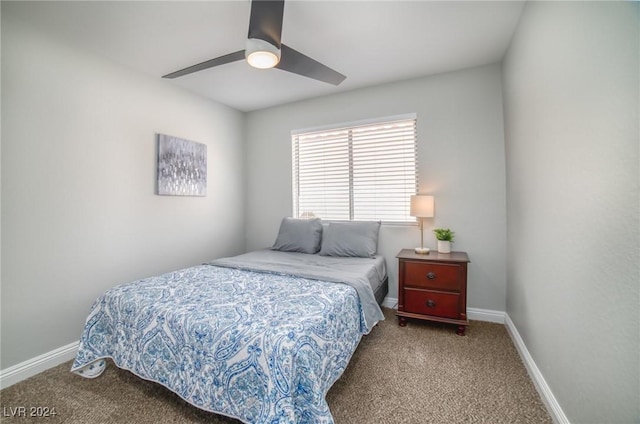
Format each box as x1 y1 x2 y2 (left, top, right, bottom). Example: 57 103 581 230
209 249 386 333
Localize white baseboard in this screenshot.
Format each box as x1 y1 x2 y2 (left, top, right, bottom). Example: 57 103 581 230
467 307 505 323
0 341 79 389
504 314 569 424
382 296 398 309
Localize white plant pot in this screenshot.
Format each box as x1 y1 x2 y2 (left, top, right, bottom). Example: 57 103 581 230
437 240 451 253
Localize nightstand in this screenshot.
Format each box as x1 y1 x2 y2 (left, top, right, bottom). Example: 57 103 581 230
396 249 470 335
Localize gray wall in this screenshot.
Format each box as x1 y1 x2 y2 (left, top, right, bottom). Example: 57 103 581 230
502 2 639 422
1 13 246 368
245 64 507 311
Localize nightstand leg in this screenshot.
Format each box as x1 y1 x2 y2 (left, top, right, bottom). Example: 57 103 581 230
457 325 466 336
398 316 407 327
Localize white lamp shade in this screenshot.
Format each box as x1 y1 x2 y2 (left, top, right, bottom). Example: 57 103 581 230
410 195 435 218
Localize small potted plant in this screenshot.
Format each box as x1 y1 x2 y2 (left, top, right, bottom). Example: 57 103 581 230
433 228 454 253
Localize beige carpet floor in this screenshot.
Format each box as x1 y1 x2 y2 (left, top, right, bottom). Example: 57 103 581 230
0 308 551 423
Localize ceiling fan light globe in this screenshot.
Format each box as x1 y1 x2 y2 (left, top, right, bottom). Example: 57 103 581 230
247 51 279 69
245 38 281 69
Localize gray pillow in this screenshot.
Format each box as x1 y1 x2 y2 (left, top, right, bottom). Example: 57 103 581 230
319 221 381 258
271 217 323 254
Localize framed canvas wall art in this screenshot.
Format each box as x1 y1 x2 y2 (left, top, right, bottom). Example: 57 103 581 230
156 134 207 196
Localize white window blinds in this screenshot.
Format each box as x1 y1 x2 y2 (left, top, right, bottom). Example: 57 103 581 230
292 115 418 223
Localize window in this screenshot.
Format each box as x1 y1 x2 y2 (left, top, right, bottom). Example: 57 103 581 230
292 115 418 223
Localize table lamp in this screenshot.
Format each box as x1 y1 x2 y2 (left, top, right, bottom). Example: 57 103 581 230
410 195 435 254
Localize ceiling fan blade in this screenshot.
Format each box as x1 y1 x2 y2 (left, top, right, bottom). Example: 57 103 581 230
162 50 245 79
248 0 285 48
277 44 346 86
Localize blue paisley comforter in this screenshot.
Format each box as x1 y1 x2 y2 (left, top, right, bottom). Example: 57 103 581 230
71 263 379 423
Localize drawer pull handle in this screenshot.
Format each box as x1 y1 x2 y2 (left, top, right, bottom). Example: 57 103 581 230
426 299 436 308
426 272 436 280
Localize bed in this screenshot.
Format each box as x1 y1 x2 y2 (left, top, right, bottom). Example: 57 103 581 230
72 219 387 424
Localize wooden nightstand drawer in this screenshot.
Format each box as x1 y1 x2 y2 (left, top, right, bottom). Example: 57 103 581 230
404 289 460 319
404 261 462 291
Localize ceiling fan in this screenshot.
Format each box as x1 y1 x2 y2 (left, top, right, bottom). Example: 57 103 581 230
162 0 346 85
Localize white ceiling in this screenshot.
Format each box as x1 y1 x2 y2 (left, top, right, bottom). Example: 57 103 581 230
4 1 525 112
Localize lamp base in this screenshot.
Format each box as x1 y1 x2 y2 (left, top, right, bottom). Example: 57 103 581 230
414 247 430 254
